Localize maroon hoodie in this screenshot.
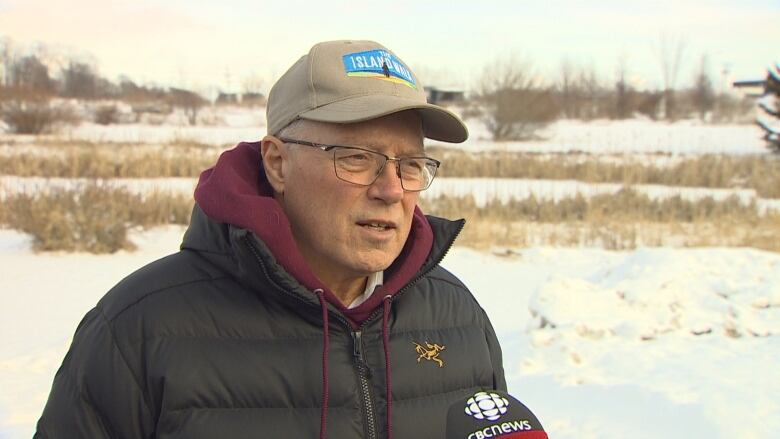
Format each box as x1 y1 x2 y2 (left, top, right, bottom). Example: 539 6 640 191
193 141 434 326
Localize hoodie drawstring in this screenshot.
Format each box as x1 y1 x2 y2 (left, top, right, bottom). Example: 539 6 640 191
315 290 394 439
381 295 393 439
314 289 330 439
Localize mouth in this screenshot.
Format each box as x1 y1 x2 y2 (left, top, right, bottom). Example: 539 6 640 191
356 219 397 232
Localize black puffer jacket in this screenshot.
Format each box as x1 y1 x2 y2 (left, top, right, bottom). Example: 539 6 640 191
35 209 505 438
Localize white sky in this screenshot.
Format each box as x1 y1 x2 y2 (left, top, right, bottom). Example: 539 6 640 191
0 0 777 94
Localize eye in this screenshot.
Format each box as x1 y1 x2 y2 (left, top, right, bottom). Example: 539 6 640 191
405 159 425 171
335 149 376 171
339 151 371 163
400 159 428 179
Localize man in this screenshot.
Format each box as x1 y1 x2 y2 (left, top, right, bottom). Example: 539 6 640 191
35 40 505 439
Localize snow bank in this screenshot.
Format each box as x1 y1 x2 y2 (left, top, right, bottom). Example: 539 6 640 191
441 247 780 439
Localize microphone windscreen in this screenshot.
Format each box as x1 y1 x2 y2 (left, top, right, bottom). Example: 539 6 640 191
446 390 548 439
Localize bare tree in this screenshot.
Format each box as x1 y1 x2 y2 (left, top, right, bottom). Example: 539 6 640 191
577 64 603 120
10 55 55 94
62 61 100 99
613 53 633 119
0 42 75 134
0 37 13 87
0 83 77 134
241 74 266 106
168 87 207 125
557 59 582 119
656 33 687 120
241 74 264 95
691 54 715 120
477 56 559 140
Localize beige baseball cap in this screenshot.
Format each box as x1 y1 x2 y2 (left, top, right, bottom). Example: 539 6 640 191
266 40 468 143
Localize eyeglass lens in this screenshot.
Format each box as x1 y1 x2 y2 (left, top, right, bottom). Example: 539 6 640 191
332 148 436 191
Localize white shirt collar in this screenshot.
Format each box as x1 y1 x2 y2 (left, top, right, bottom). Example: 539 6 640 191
347 271 384 309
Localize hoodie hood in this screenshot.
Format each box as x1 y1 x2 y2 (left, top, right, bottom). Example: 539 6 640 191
188 141 434 326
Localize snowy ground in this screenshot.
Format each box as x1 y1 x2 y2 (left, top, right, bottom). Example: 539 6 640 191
0 108 765 156
1 112 777 437
1 228 777 439
444 118 768 156
4 176 779 215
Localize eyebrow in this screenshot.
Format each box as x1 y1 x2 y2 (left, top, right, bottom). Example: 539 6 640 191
313 136 425 156
359 144 426 158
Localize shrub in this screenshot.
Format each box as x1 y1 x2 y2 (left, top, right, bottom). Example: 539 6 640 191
0 99 78 134
476 57 560 140
1 185 193 253
94 104 119 125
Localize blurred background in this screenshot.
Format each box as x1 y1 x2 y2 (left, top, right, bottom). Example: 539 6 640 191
1 1 778 438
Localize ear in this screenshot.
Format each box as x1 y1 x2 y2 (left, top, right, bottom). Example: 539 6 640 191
261 135 288 194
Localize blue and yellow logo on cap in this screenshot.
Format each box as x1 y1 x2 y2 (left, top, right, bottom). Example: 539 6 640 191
342 49 417 89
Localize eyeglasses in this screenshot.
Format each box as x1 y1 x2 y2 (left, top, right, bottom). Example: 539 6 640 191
278 137 441 192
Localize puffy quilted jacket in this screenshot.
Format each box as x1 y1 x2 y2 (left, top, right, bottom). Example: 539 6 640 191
35 203 505 439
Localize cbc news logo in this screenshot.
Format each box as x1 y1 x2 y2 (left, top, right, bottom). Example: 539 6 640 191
464 391 510 421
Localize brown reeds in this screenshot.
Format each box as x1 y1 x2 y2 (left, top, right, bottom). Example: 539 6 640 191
0 185 193 253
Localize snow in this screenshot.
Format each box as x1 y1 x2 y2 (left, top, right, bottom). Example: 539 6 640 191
0 227 185 438
437 118 768 155
426 178 780 214
441 247 780 439
429 177 769 204
0 111 765 155
0 106 269 146
1 229 778 439
58 122 264 146
3 176 779 215
1 113 778 438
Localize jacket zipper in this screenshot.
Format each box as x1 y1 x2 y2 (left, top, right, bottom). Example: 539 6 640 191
244 235 381 436
242 218 464 438
351 330 378 439
344 219 464 438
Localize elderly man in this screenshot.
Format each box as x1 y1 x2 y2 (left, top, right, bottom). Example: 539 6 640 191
35 40 505 439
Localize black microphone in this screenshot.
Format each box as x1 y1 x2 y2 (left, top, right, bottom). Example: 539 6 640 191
446 390 548 439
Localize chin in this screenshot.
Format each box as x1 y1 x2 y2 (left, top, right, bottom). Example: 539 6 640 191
350 250 398 273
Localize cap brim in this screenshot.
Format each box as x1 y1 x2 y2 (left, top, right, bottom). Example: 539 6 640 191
298 95 468 143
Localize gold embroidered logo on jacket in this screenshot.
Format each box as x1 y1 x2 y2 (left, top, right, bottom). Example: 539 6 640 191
413 341 446 368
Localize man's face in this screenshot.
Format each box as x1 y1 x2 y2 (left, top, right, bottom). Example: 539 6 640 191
276 111 424 283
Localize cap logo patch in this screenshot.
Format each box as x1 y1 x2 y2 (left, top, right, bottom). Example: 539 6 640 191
342 49 417 89
464 391 510 421
413 341 446 367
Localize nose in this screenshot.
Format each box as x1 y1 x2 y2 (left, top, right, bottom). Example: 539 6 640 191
367 159 404 203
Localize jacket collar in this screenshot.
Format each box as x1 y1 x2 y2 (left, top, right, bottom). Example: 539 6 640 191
183 142 461 326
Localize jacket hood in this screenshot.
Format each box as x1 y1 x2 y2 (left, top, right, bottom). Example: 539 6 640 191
183 141 458 325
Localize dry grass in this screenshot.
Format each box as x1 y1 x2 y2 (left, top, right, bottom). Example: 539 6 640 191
421 188 767 222
2 139 779 252
0 145 219 178
0 185 193 253
4 143 780 200
29 138 220 150
420 189 780 252
0 185 778 253
429 147 780 198
450 220 780 252
3 145 779 201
